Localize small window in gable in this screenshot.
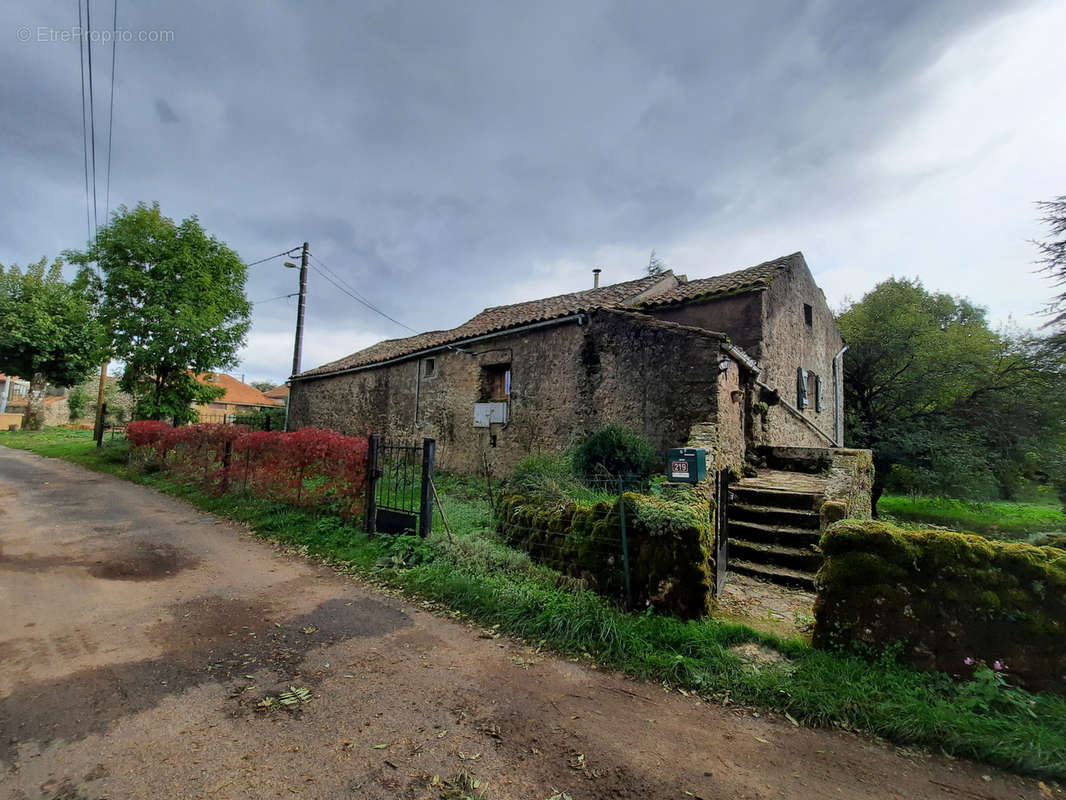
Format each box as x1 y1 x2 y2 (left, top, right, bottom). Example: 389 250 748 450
480 364 511 401
423 358 436 378
803 303 813 327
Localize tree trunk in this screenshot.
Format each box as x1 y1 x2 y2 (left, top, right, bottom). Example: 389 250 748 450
22 373 47 431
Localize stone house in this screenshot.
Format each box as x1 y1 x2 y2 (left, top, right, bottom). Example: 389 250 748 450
288 252 848 479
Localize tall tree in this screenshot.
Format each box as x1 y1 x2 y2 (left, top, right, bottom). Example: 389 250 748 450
839 278 1066 510
66 203 252 423
0 259 102 429
1033 195 1066 353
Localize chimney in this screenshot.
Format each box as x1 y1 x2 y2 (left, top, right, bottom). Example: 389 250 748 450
592 268 601 288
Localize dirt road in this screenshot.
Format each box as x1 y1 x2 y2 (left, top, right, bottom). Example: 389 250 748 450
0 447 1042 799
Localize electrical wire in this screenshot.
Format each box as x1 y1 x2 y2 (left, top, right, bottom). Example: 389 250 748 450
78 0 91 241
307 253 418 333
251 292 298 305
104 0 117 222
244 247 301 267
86 0 98 233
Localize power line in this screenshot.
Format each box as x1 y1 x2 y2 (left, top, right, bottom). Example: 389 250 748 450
104 0 117 222
244 247 301 268
307 253 418 333
78 0 91 241
86 0 99 233
252 292 298 305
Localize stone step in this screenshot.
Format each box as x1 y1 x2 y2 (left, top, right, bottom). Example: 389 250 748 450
727 502 821 530
728 559 817 591
729 485 822 511
728 538 823 572
726 519 822 548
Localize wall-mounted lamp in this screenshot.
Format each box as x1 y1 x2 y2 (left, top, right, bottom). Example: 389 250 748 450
718 359 731 373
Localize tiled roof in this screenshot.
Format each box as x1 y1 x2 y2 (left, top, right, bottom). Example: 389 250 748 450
636 253 798 308
295 254 799 380
263 384 290 400
194 373 284 407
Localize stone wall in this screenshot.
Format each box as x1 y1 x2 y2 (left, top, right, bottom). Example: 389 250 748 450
825 448 874 519
646 257 844 449
646 291 765 354
289 310 737 477
759 260 843 446
814 520 1066 692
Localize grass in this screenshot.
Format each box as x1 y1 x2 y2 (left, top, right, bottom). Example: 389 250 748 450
880 493 1066 541
4 428 1066 780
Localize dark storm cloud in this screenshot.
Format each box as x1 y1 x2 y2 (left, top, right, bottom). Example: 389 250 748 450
1 0 1057 381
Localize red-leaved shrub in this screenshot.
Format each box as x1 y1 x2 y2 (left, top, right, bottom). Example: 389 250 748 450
125 421 368 517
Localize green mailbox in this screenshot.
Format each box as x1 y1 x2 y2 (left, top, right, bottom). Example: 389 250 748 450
667 447 707 483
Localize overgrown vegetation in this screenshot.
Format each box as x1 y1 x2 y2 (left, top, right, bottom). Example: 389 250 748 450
879 493 1066 540
815 519 1066 693
569 424 661 481
839 278 1066 510
3 428 1066 779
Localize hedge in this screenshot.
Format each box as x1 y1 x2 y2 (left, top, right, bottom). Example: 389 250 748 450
495 483 714 618
813 520 1066 692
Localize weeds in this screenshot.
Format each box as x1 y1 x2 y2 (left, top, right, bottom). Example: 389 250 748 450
4 429 1066 779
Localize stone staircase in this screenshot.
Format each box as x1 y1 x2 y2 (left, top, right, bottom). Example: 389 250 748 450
726 469 827 590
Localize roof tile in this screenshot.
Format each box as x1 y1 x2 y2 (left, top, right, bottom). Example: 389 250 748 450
295 254 799 379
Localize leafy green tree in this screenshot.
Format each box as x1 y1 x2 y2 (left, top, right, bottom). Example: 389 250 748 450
250 380 277 393
0 258 101 429
66 203 251 423
839 278 1066 510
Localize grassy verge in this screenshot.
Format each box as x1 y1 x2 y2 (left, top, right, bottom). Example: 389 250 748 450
880 493 1066 540
4 429 1066 780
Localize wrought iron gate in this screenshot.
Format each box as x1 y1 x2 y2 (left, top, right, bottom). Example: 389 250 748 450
365 435 436 537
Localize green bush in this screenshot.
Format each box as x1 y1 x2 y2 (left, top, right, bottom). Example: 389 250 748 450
232 407 286 431
814 519 1066 693
67 386 90 421
571 424 660 480
504 452 581 501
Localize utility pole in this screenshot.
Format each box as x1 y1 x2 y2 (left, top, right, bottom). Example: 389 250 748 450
291 241 309 377
93 361 109 448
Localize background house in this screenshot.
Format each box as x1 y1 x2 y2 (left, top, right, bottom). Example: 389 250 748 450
288 252 845 477
263 384 290 406
193 373 284 422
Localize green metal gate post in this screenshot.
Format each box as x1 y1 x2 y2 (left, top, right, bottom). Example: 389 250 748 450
365 434 380 534
419 438 436 537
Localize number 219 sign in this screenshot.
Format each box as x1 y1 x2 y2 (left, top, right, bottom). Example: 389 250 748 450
670 460 690 479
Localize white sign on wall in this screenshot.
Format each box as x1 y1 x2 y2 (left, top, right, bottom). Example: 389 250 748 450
473 402 508 428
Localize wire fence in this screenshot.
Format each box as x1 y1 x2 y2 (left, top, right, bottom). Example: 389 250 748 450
197 407 286 431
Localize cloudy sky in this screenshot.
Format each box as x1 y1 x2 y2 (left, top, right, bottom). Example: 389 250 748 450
4 0 1065 384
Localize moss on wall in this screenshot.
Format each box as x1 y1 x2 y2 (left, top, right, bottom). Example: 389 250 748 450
496 484 714 619
813 519 1066 692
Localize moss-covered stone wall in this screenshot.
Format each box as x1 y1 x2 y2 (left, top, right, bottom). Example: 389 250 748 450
496 483 714 619
813 520 1066 692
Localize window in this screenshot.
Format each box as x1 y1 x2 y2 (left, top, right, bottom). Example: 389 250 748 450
423 358 436 378
796 367 809 410
803 303 813 327
480 364 511 401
